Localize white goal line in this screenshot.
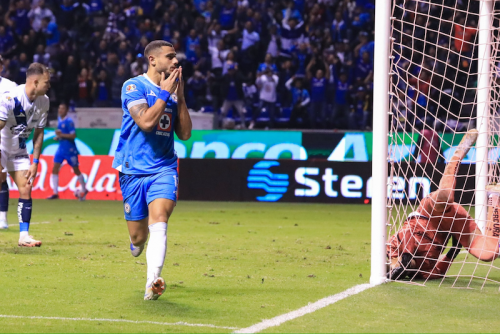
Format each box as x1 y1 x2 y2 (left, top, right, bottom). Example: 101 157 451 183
0 314 238 330
0 283 377 332
234 283 375 333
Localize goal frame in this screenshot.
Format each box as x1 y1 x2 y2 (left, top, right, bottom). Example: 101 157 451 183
370 0 492 285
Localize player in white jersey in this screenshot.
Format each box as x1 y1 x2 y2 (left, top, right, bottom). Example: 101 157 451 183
0 55 17 229
0 63 50 247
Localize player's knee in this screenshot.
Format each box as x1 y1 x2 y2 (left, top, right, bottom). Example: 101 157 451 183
151 213 170 224
18 184 32 198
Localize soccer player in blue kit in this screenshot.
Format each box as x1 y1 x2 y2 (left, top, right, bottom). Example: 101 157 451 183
47 103 87 200
113 40 192 300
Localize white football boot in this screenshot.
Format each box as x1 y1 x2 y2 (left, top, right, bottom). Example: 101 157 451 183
144 277 166 300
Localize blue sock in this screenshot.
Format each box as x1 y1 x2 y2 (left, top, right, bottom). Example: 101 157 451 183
18 199 32 235
0 181 9 212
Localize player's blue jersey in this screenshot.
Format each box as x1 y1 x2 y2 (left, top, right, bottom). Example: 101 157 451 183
113 74 178 175
57 116 77 153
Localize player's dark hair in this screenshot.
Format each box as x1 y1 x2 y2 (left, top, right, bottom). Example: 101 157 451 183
144 40 174 58
26 62 49 78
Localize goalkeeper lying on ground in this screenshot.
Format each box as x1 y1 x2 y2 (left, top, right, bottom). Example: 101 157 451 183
387 129 500 280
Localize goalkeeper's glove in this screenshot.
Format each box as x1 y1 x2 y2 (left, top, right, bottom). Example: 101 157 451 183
387 253 413 280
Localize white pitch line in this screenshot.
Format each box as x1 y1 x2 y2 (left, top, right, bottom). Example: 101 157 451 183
234 283 375 333
0 314 238 330
8 221 51 227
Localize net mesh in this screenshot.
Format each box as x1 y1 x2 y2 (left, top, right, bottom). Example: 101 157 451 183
387 0 500 289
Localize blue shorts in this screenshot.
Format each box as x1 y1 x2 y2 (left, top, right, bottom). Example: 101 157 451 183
119 168 178 221
54 149 79 167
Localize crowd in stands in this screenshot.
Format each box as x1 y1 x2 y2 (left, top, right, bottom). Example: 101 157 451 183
0 0 375 130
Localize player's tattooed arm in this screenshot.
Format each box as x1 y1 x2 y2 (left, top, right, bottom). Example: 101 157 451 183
129 103 148 118
129 101 169 132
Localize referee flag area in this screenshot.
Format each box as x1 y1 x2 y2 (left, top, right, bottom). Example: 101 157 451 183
1 200 500 333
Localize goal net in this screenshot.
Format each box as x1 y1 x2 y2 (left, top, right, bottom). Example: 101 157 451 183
386 0 500 289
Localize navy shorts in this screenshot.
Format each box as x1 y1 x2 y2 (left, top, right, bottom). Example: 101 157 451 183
119 168 178 221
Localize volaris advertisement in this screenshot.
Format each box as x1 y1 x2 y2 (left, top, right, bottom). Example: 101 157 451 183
25 129 483 162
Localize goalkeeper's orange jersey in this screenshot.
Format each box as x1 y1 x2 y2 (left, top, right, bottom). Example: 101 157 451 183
387 196 477 278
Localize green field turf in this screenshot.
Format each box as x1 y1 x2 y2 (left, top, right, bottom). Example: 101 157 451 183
0 200 499 333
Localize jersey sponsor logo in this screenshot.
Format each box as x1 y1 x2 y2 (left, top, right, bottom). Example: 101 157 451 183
125 84 137 94
165 108 172 113
156 113 172 136
147 90 157 97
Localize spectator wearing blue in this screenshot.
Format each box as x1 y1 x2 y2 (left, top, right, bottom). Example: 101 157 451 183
291 43 310 78
278 59 294 108
92 69 111 107
354 31 374 60
157 12 176 42
111 65 127 108
41 17 60 50
240 21 260 75
218 1 236 30
348 86 371 130
14 53 30 84
355 51 373 85
140 0 155 18
307 58 330 129
220 62 247 129
252 66 279 129
325 53 338 109
89 0 104 15
0 27 15 56
286 76 310 129
187 71 208 112
257 53 278 74
185 29 200 62
33 44 50 66
281 1 302 22
331 11 347 43
332 71 350 129
5 1 31 36
280 17 308 58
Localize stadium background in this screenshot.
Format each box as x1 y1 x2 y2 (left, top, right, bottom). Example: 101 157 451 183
2 0 499 333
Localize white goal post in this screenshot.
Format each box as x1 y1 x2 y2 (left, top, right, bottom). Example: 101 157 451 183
371 0 496 287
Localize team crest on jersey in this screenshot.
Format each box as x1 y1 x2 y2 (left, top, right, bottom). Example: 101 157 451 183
124 203 131 214
156 113 171 136
5 96 11 101
171 93 178 102
125 84 137 94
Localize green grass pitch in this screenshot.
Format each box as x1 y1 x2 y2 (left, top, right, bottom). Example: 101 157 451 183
1 200 500 333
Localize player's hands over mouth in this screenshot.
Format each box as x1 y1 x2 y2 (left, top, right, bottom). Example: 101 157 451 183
25 163 38 186
175 66 185 101
161 69 180 94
